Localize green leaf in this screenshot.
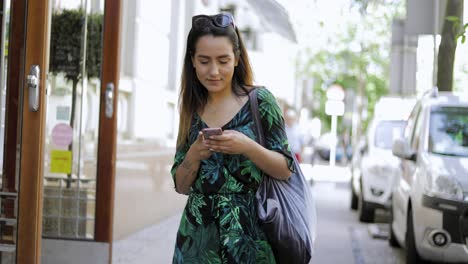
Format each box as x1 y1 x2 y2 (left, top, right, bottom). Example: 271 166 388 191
202 251 222 264
219 174 244 193
189 195 207 225
50 9 103 81
446 16 460 22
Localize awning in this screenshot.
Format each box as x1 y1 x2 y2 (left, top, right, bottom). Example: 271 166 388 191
246 0 297 43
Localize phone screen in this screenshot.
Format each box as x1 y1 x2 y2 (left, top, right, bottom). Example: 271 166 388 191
202 128 223 138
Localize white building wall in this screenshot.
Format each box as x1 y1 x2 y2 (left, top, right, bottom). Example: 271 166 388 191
118 0 222 142
133 1 170 140
250 33 297 107
112 0 299 246
118 1 181 141
119 0 298 141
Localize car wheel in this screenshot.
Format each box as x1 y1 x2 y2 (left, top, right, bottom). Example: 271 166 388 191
406 207 424 263
388 207 400 248
350 183 358 210
357 184 375 222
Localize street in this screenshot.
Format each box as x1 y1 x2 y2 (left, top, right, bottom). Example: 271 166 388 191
113 164 406 263
310 165 405 264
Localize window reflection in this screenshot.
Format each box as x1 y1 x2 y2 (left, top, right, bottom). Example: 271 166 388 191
374 120 406 149
0 0 18 262
429 107 468 157
43 0 103 240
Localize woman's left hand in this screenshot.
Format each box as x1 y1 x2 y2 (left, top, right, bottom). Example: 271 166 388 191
204 130 253 155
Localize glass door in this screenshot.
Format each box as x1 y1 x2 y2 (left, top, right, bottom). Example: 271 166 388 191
0 0 121 262
40 0 121 262
0 0 17 262
0 0 34 262
42 0 104 241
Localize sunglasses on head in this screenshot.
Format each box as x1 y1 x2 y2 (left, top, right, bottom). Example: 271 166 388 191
192 13 236 29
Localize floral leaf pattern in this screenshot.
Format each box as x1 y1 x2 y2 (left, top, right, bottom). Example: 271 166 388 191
171 87 293 263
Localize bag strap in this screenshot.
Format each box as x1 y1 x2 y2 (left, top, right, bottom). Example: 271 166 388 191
248 87 265 147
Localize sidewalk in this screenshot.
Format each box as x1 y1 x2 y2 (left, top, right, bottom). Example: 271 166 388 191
112 163 350 263
301 163 351 183
112 213 182 264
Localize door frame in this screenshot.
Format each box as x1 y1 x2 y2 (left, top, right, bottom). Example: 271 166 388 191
16 0 49 262
96 0 122 248
12 0 122 262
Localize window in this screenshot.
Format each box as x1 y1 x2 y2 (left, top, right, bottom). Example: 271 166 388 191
240 27 258 50
220 5 236 17
167 102 175 139
429 106 468 157
406 102 420 147
410 107 423 151
374 120 406 149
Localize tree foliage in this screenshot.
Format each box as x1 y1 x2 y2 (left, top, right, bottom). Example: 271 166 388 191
297 1 403 134
447 16 467 44
49 9 103 187
458 23 468 43
49 9 103 129
49 9 103 84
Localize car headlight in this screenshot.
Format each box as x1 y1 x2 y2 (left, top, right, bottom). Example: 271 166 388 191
426 173 464 201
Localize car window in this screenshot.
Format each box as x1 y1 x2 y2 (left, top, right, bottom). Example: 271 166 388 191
405 102 420 138
374 120 406 149
409 105 422 150
429 106 468 157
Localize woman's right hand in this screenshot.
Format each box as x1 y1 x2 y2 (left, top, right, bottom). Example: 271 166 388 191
188 132 213 161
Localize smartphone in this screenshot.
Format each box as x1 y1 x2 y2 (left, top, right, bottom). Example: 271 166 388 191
202 128 223 138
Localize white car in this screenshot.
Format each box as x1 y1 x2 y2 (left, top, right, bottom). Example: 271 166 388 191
390 90 468 263
350 97 413 223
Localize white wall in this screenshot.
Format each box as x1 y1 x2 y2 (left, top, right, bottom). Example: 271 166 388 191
118 1 178 140
112 0 300 245
250 33 298 106
112 0 222 243
119 0 299 140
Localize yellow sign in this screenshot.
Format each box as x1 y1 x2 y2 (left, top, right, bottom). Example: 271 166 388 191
50 150 72 174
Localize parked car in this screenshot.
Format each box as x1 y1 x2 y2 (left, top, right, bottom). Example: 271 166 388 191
389 89 468 263
313 132 345 163
350 97 414 222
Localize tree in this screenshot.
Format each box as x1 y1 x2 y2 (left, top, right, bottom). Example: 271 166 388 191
297 0 403 137
50 9 103 128
437 0 464 91
49 9 103 187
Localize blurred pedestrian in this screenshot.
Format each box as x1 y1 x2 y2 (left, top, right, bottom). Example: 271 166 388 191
170 13 294 263
284 109 304 162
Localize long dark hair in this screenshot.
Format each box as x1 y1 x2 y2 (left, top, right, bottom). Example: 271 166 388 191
176 16 254 148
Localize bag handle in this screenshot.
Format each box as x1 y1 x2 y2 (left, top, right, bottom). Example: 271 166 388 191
248 88 265 147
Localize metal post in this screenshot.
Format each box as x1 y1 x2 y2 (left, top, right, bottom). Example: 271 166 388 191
433 0 439 87
330 115 337 167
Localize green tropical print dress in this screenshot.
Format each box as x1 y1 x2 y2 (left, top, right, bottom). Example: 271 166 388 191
171 87 295 264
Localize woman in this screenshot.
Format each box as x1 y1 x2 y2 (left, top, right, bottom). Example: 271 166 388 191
171 13 294 263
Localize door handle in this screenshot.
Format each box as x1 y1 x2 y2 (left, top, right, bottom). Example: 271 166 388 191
27 65 40 111
105 82 114 118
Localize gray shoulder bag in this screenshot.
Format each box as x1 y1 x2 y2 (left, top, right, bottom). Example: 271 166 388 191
249 87 317 264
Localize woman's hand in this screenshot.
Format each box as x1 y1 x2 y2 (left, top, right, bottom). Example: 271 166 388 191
204 130 253 155
188 132 213 161
175 132 212 194
204 129 291 180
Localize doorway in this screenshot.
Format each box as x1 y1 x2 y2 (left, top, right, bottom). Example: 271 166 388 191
0 0 121 263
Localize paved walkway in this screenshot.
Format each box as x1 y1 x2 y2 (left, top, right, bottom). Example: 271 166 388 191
112 213 182 263
111 163 350 263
